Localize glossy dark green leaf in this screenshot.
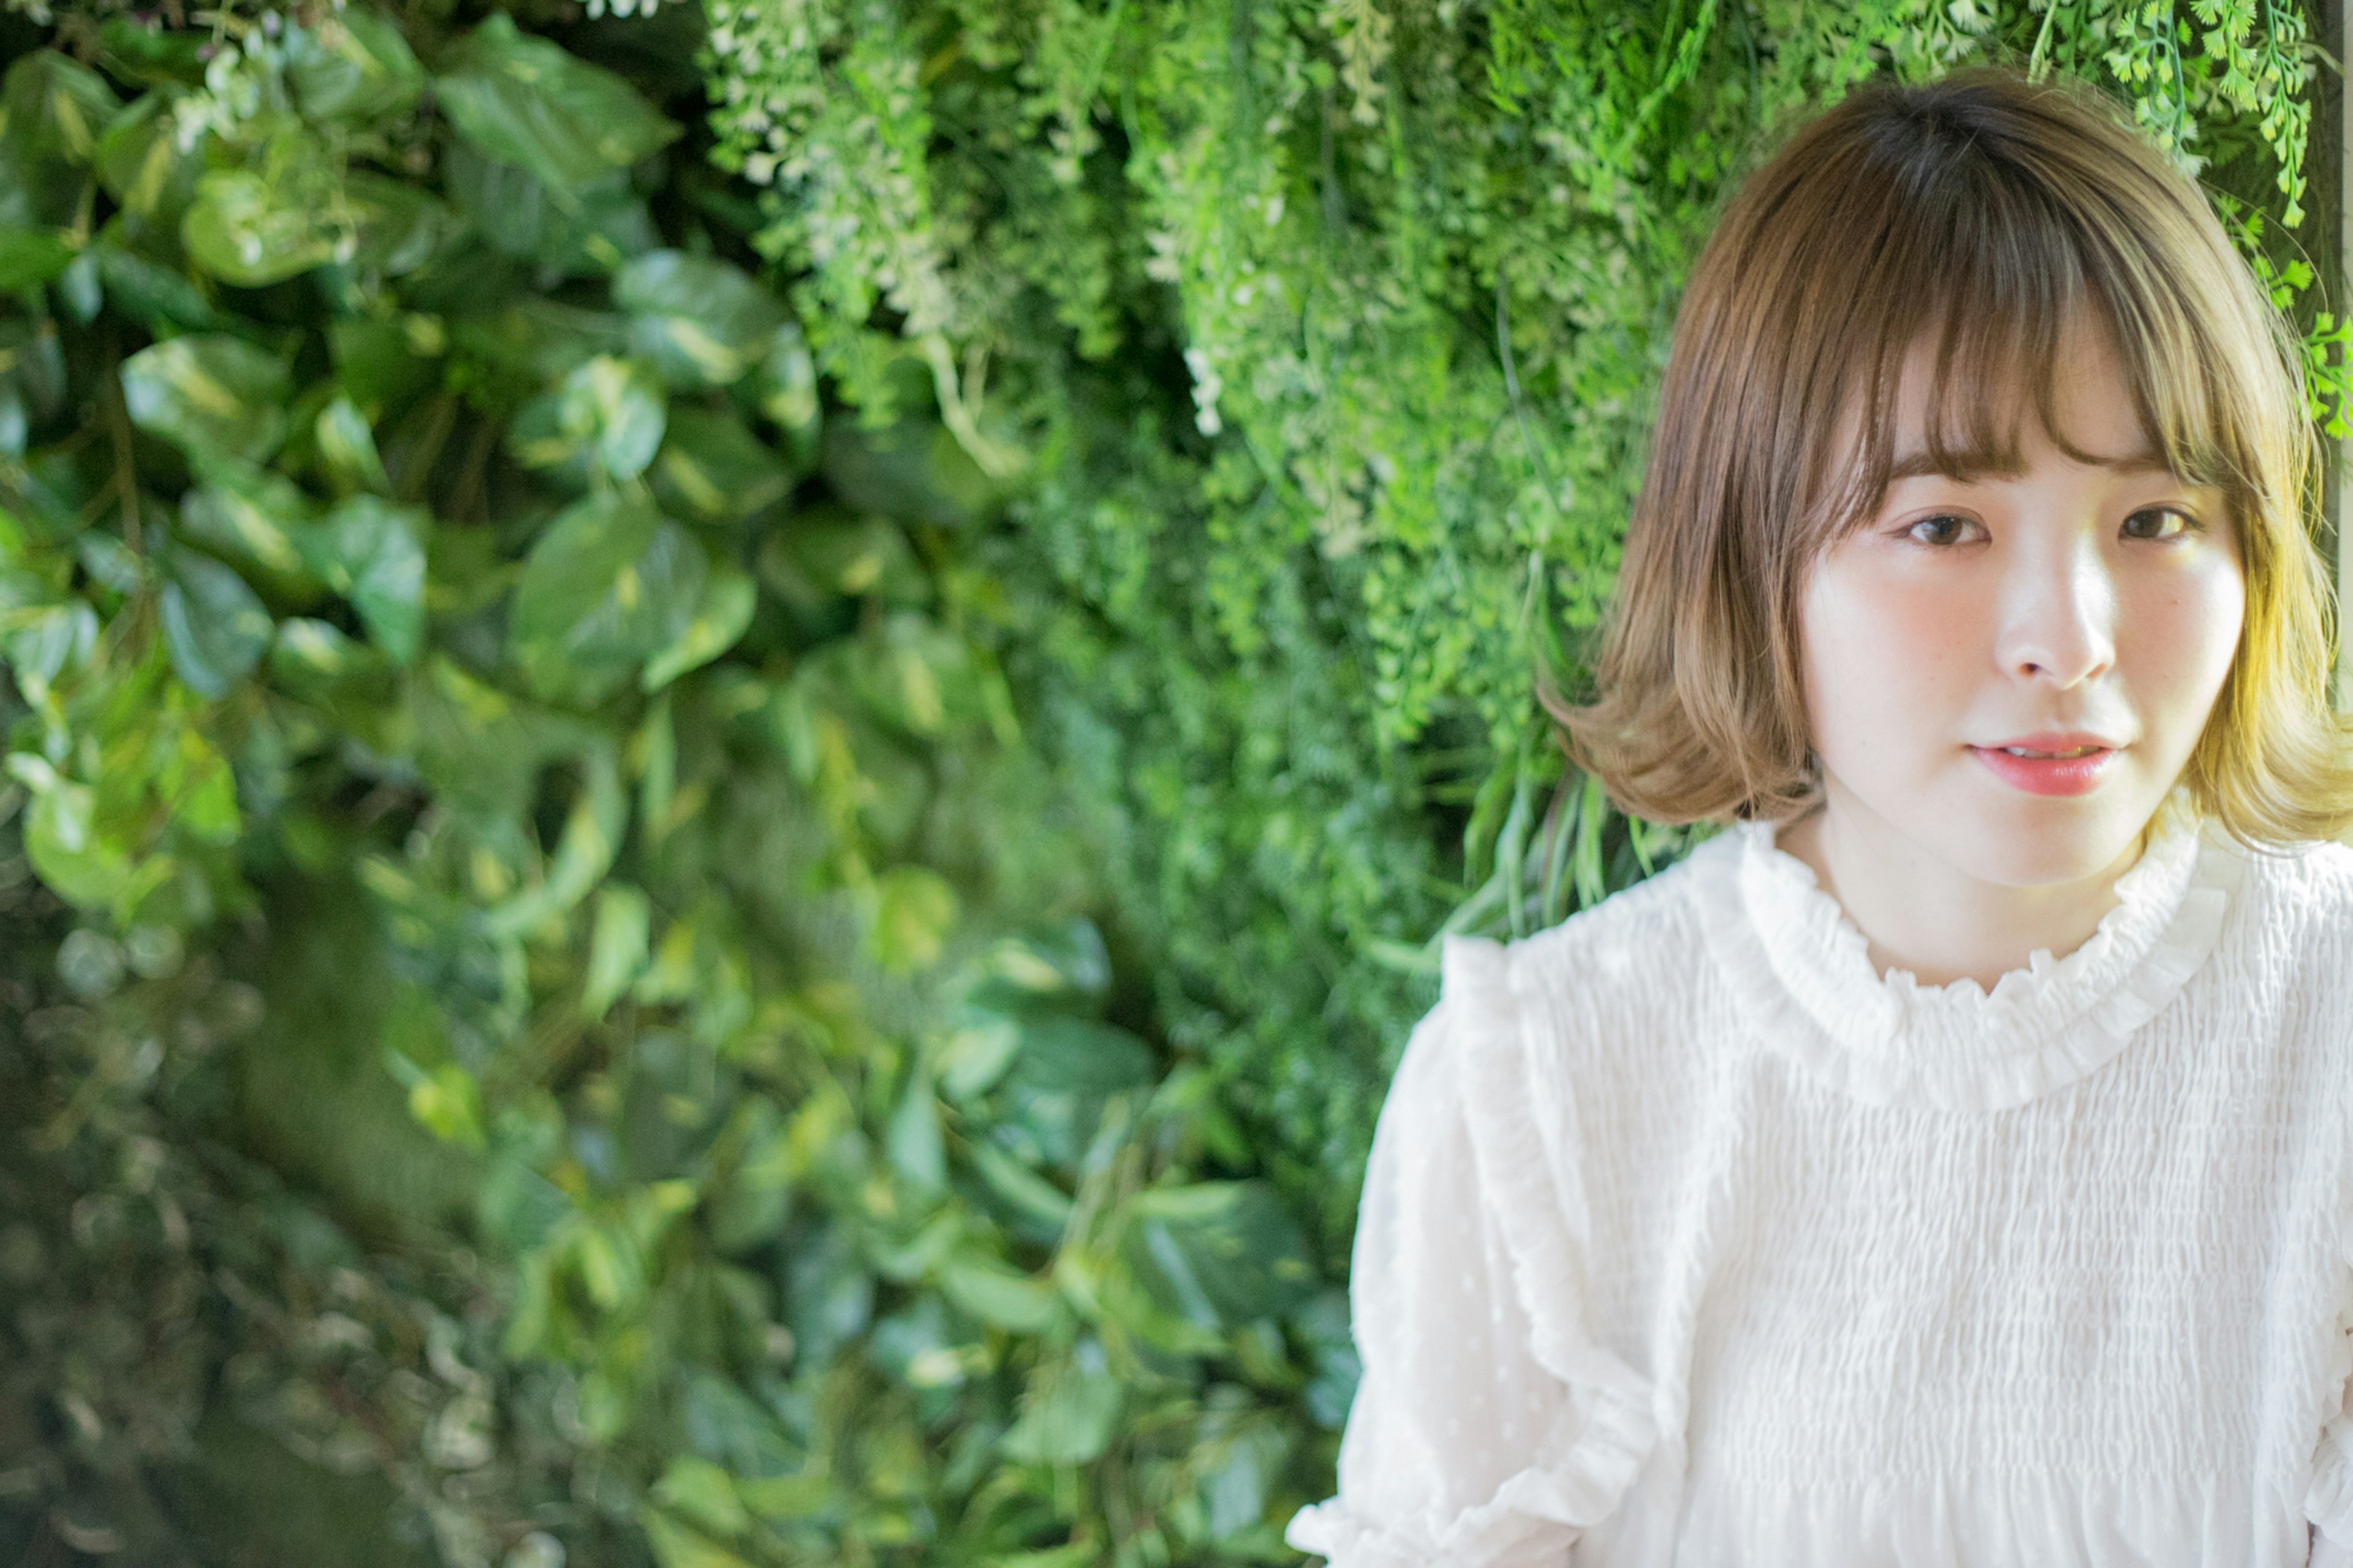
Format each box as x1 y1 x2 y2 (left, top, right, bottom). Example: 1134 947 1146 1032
1 51 121 167
433 13 680 195
287 10 424 122
94 238 226 332
161 544 274 697
179 458 321 587
314 395 392 496
650 407 794 522
757 510 926 610
509 493 705 697
615 251 789 386
441 143 656 278
94 93 201 222
749 324 820 461
183 167 344 287
301 496 428 664
1119 1181 1317 1331
92 17 210 89
344 173 459 278
121 335 290 464
822 419 997 529
555 354 667 483
994 1016 1156 1170
642 565 755 692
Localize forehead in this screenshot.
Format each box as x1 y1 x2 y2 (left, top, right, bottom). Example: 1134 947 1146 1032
1855 311 2180 489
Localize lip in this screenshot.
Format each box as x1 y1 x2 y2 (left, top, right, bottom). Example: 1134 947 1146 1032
1968 733 2124 797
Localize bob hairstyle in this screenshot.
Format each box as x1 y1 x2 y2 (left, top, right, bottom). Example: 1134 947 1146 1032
1548 64 2353 849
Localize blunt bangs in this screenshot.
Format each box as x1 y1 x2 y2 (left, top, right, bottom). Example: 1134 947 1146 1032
1798 93 2273 558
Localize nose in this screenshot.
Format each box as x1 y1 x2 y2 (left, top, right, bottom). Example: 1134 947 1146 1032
1993 530 2116 688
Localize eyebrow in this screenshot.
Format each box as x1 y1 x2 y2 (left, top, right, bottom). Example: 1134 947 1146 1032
1885 445 2176 483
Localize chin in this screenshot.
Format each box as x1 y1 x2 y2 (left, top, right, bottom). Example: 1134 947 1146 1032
1936 799 2148 889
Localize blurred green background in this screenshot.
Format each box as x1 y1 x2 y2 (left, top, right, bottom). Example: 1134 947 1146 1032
0 0 2338 1562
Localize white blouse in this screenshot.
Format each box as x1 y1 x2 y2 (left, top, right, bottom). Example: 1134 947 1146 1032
1286 802 2353 1567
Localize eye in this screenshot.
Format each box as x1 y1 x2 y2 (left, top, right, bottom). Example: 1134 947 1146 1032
2122 506 2200 542
1903 513 1982 547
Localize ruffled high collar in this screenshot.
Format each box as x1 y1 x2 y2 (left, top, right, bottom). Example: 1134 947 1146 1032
1689 800 2243 1111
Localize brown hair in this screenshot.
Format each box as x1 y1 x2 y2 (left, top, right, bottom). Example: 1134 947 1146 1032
1547 64 2353 847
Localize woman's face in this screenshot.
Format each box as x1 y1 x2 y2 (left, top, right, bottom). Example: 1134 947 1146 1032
1797 321 2245 888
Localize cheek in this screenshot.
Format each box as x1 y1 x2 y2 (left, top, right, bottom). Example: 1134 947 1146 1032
2125 558 2245 724
1802 562 1983 753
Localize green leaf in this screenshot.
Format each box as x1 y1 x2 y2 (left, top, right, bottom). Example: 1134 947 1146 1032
884 1063 945 1194
652 1458 752 1541
643 566 755 692
183 168 344 287
0 227 73 290
121 335 291 464
330 314 442 415
749 324 820 456
179 459 320 585
483 745 626 937
434 13 680 195
509 493 705 697
94 239 225 332
615 251 790 385
93 18 210 91
939 1249 1061 1334
1120 1181 1318 1331
344 172 458 278
1001 1341 1123 1465
314 395 392 496
760 512 926 607
995 1016 1156 1170
866 866 957 974
300 496 427 664
650 407 794 522
584 881 651 1018
159 725 240 844
639 1509 753 1568
160 545 274 698
287 10 424 123
20 771 132 909
823 419 998 529
407 1062 485 1148
1 51 122 167
554 354 667 483
94 94 202 221
2 602 98 694
963 1137 1074 1235
269 616 368 688
442 143 654 276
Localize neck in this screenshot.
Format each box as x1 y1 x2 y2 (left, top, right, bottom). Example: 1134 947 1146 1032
1773 789 2153 990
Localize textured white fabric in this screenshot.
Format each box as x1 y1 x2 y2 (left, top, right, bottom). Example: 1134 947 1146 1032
1286 802 2353 1567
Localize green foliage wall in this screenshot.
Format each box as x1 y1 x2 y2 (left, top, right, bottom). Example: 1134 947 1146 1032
0 1 2336 1564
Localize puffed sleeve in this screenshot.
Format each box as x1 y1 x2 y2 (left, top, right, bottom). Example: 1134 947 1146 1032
2308 1295 2353 1564
1284 935 1658 1568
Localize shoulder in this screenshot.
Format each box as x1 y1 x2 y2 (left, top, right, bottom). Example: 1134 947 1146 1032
2224 829 2353 973
1438 842 1722 1076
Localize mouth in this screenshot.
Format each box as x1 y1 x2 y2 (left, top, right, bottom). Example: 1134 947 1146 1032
1966 741 2120 797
